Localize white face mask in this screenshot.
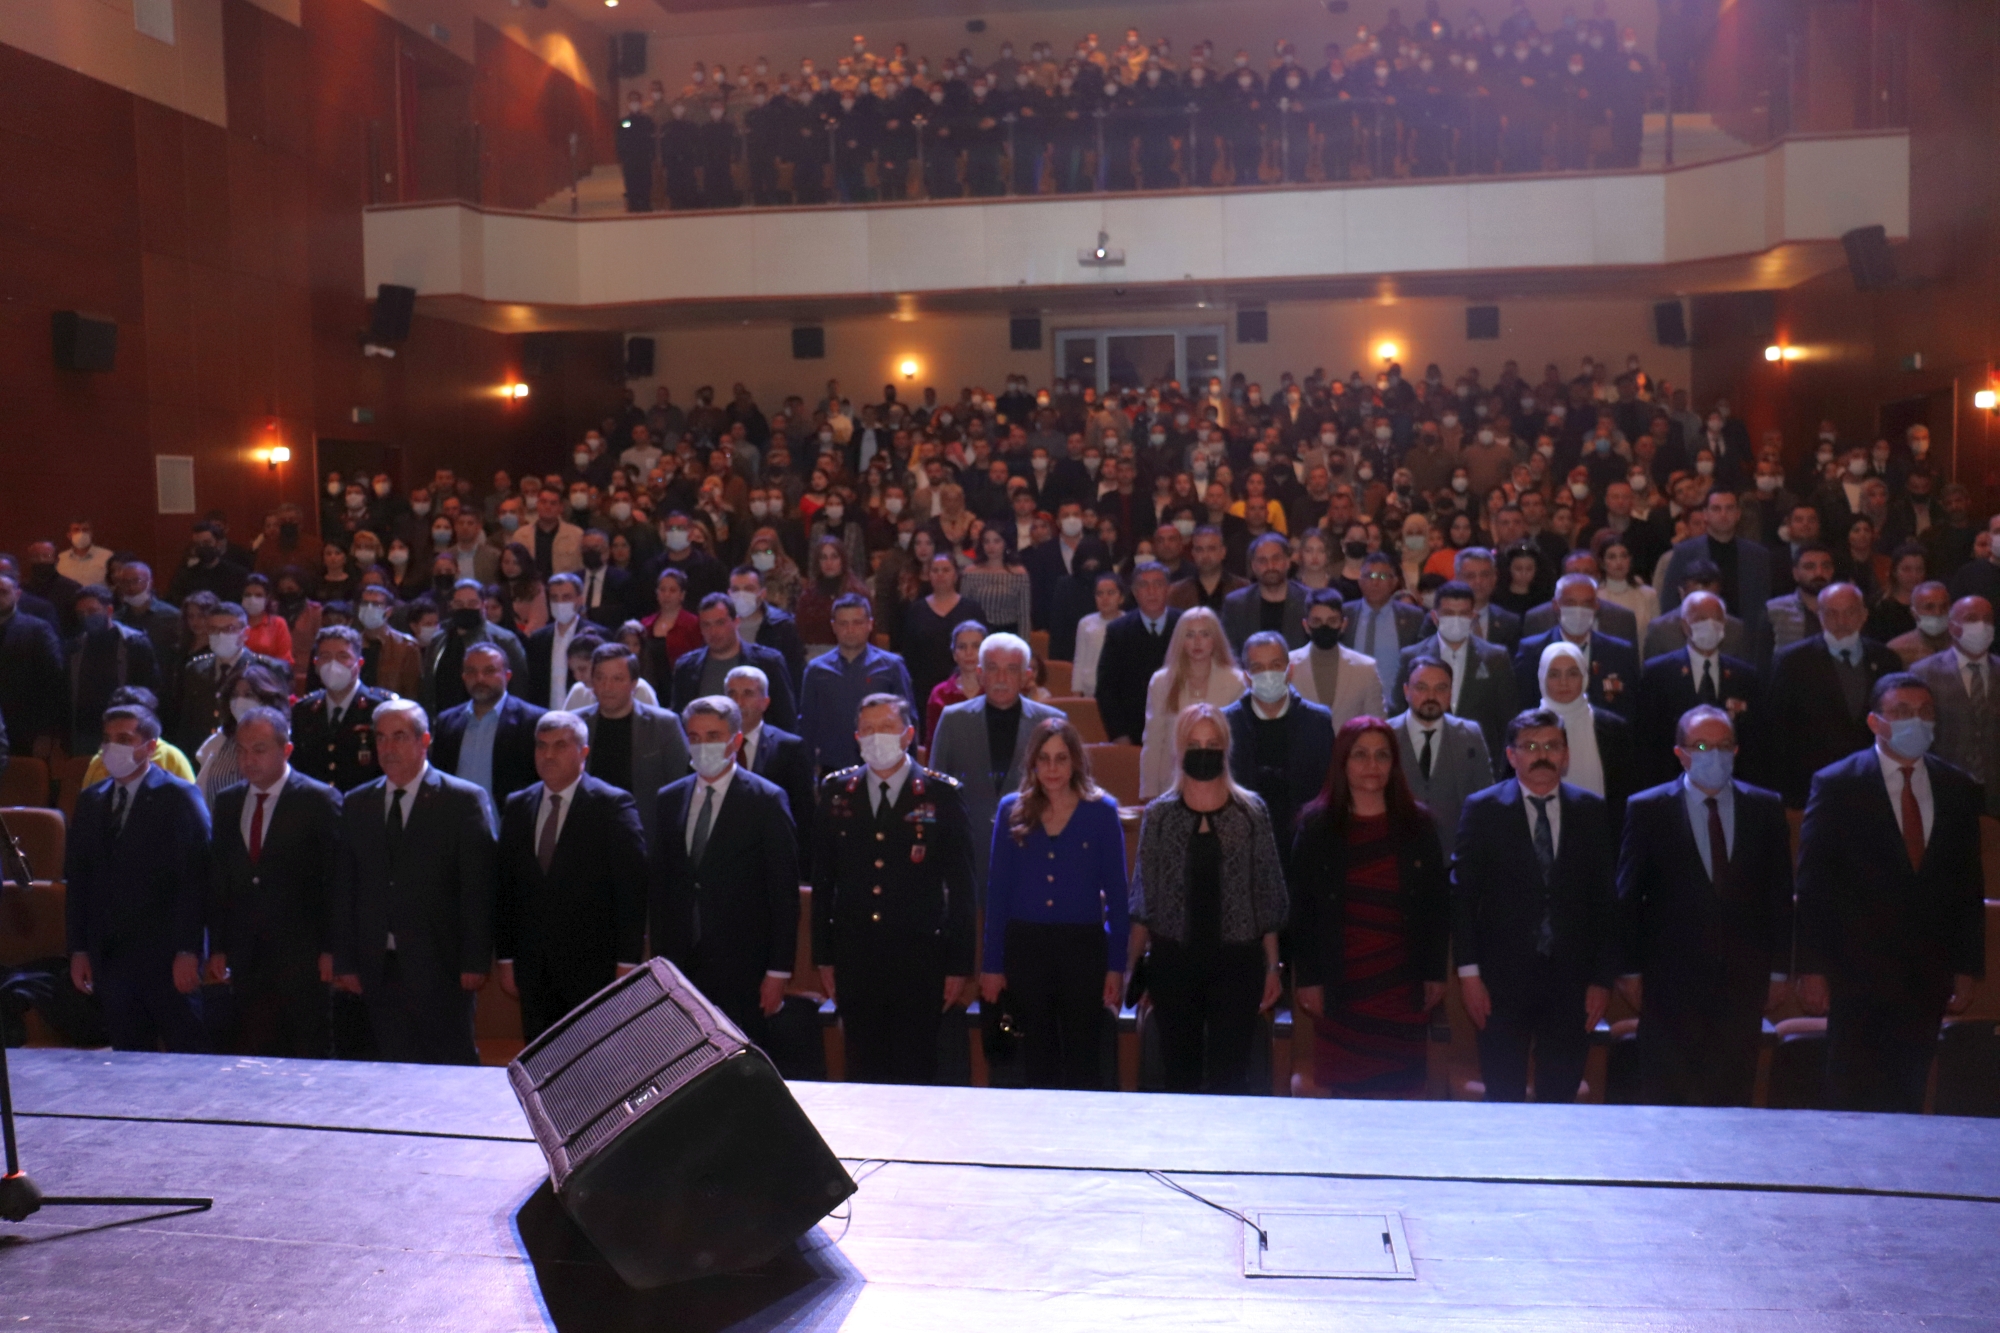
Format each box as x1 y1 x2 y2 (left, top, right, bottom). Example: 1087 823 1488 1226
209 632 243 662
241 594 267 616
1558 606 1596 638
1958 621 1995 655
229 695 261 723
1249 670 1290 704
551 601 579 626
1173 518 1196 538
1477 429 1495 445
1569 482 1590 500
751 550 776 572
1629 473 1650 493
858 731 906 770
317 660 356 694
1755 474 1782 493
101 742 145 781
1437 613 1474 644
1688 618 1726 653
729 590 760 620
1060 516 1084 539
357 603 388 630
664 529 691 552
1451 477 1470 494
689 740 736 780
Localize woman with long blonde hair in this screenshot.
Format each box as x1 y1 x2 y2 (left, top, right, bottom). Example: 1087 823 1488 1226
1137 607 1247 799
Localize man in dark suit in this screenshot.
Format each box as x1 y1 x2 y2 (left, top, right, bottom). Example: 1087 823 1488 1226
671 593 798 732
1451 708 1621 1103
1763 582 1903 807
812 693 978 1085
1658 488 1774 646
432 641 546 832
1796 673 1987 1113
1453 548 1523 653
578 642 689 851
729 565 807 692
495 710 649 1042
1221 533 1310 655
65 584 161 758
1616 704 1794 1106
1222 633 1333 873
1394 582 1517 771
524 575 590 710
1093 561 1181 745
650 694 802 1042
207 707 344 1058
1394 656 1494 842
576 530 635 630
1023 502 1114 632
112 561 186 701
1511 575 1641 722
725 663 815 862
291 626 397 793
1634 590 1760 787
64 703 212 1051
330 699 496 1065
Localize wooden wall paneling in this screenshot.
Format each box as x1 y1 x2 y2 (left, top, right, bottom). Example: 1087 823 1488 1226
133 98 191 262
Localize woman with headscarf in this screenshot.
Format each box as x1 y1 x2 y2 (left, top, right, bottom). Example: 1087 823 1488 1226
1535 639 1635 838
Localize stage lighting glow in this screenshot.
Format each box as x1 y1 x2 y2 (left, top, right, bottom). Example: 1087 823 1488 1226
1977 389 1998 410
268 445 292 465
899 358 919 379
1765 345 1782 361
504 382 530 399
1376 341 1398 362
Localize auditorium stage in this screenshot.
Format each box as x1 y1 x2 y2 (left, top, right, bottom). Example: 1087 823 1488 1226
2 1050 1998 1331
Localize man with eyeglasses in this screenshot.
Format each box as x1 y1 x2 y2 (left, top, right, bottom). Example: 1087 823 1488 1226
1614 705 1794 1107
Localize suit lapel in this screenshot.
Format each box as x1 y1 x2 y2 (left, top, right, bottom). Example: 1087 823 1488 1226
1005 703 1045 789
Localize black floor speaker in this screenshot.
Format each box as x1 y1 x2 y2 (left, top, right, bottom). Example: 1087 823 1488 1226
508 960 855 1288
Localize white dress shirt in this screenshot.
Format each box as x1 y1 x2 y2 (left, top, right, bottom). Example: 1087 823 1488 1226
1875 742 1934 846
1403 708 1442 758
536 774 583 850
548 619 579 707
683 763 736 851
1684 643 1723 694
867 757 912 815
240 766 291 848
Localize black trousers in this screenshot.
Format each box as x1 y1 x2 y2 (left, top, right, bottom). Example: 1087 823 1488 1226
1476 966 1591 1103
1006 921 1108 1091
98 957 205 1054
364 952 478 1066
1828 997 1942 1115
839 940 944 1085
517 955 613 1046
684 956 769 1050
1146 939 1266 1095
232 955 331 1059
1637 981 1764 1108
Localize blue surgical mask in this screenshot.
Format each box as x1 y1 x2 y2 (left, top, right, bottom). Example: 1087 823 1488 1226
1685 747 1734 792
1886 717 1935 759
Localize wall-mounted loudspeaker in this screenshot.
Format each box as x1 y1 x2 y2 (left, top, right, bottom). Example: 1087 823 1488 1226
792 327 825 360
1236 309 1268 344
1009 316 1042 351
625 337 655 378
614 33 647 79
1465 305 1500 340
1841 225 1896 291
1653 300 1688 348
369 284 417 342
51 312 117 372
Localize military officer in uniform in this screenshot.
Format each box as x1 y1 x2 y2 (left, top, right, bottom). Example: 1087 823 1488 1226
291 626 397 793
811 691 976 1085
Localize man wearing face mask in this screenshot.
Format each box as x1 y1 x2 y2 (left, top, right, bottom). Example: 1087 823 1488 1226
168 520 249 605
429 581 528 715
1885 581 1953 667
66 585 162 759
1616 704 1794 1107
1636 590 1759 787
291 626 395 793
647 510 725 604
1763 582 1902 807
65 701 213 1052
573 529 633 631
1025 501 1113 640
174 603 288 756
1393 582 1516 769
353 584 421 699
113 561 185 692
1220 633 1332 877
1911 596 2000 814
1795 674 1986 1113
1287 589 1384 727
54 519 112 590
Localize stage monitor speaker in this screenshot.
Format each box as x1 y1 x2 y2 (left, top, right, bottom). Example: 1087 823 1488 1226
1653 300 1688 348
370 284 417 342
51 312 117 372
1465 305 1500 340
625 336 655 378
614 33 647 79
792 327 825 360
1236 309 1268 344
1009 316 1042 351
1842 225 1896 291
510 960 855 1289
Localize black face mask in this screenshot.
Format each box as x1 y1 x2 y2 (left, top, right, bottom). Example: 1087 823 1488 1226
450 607 484 632
1181 748 1226 782
1343 540 1370 560
433 574 455 596
581 549 605 570
1309 624 1343 651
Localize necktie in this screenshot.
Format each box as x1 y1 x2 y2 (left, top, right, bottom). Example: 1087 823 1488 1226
538 793 562 873
110 784 129 836
250 792 267 864
1698 657 1716 704
1899 765 1925 870
688 786 714 864
1419 728 1435 780
1529 795 1555 881
877 779 894 827
1704 795 1728 887
386 787 407 859
1969 663 1992 782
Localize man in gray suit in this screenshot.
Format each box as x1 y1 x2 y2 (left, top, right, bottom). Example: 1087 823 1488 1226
1912 596 2000 814
330 699 496 1066
1393 582 1516 774
1344 552 1428 713
1522 551 1640 646
1221 533 1309 655
1394 656 1493 843
1643 558 1750 660
1288 591 1384 727
575 642 689 851
1659 488 1773 645
927 632 1063 896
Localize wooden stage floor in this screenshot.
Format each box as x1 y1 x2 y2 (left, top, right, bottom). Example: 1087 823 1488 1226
2 1049 1998 1331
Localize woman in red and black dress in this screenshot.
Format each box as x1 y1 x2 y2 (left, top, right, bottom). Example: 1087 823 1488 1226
1288 716 1450 1098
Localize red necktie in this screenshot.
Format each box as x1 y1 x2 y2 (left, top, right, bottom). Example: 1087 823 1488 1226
1704 796 1728 889
1899 765 1925 870
249 792 267 864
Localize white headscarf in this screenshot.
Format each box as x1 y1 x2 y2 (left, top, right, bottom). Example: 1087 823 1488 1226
1536 639 1604 796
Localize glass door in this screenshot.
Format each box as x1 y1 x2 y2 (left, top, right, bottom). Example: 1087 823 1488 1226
1053 326 1228 394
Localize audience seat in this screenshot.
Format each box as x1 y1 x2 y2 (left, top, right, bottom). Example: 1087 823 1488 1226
1043 659 1072 696
1085 744 1142 808
1048 696 1107 743
0 759 51 809
52 756 90 821
0 880 66 966
1028 630 1049 662
1 808 65 883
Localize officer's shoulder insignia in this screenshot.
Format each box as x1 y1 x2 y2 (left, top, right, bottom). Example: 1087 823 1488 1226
300 690 329 708
924 768 962 789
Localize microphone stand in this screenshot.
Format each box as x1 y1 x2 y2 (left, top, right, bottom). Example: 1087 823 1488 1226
0 809 212 1224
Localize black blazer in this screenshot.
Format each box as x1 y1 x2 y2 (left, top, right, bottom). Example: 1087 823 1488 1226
649 768 801 984
1093 607 1182 744
1763 635 1903 806
1512 629 1642 721
1450 779 1622 1001
670 640 799 732
330 767 496 992
523 624 582 711
0 612 66 752
1588 707 1638 840
496 775 648 996
1288 806 1450 990
746 722 816 855
210 772 345 977
1635 649 1761 788
1617 778 1794 1005
1222 691 1333 857
752 607 808 693
580 565 637 629
64 766 210 967
1796 747 1987 1013
432 693 548 814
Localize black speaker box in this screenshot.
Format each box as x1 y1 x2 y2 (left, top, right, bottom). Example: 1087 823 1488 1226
1841 224 1896 291
1009 316 1042 351
791 327 825 360
1236 309 1268 344
615 32 647 79
510 961 853 1289
625 336 655 378
369 284 417 342
522 332 560 378
51 311 117 372
1653 300 1688 347
1465 304 1500 340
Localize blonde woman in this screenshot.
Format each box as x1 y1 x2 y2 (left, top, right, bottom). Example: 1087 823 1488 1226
1138 607 1249 799
1128 702 1289 1094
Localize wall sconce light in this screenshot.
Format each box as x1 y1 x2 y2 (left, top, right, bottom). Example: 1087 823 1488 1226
1376 341 1399 362
898 358 919 380
1976 388 1998 411
503 382 530 400
266 444 292 470
1765 345 1803 362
